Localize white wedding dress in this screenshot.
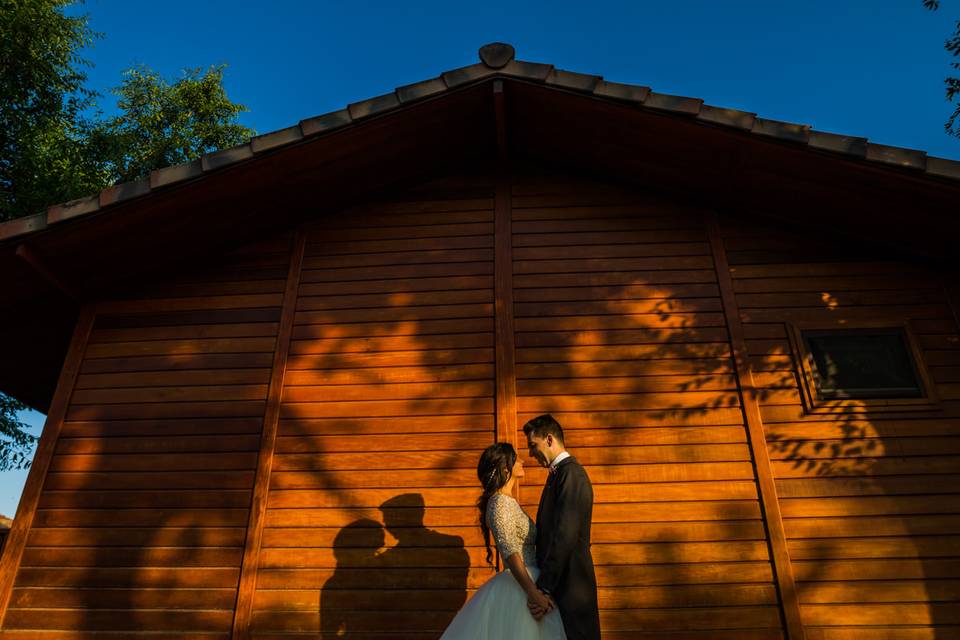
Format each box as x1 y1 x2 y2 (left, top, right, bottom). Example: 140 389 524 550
440 493 567 639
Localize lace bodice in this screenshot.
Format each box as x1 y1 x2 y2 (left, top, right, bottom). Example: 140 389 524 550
486 493 537 567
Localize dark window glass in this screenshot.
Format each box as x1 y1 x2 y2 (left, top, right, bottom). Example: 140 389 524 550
802 329 923 399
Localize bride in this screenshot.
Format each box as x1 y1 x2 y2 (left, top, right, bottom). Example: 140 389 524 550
440 443 567 639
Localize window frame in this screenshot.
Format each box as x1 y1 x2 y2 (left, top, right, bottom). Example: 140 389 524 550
785 320 940 413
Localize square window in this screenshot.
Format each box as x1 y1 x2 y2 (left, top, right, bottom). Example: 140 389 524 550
801 329 924 400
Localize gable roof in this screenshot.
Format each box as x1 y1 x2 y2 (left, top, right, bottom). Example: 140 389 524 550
2 42 958 248
2 42 960 412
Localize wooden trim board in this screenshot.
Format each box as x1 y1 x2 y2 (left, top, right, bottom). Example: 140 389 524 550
0 305 95 627
231 230 307 639
494 80 518 459
707 215 806 640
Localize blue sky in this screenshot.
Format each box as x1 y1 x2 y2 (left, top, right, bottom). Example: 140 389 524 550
74 0 960 159
3 0 959 515
2 414 43 517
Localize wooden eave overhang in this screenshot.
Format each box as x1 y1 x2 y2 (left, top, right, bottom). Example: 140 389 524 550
2 43 959 412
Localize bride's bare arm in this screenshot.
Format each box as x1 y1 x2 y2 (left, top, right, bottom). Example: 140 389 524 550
504 553 552 611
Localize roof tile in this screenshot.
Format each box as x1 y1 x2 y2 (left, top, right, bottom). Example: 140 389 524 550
808 130 868 157
99 178 151 207
150 159 203 189
926 156 960 180
441 63 497 88
593 80 650 103
300 109 352 137
546 69 602 92
501 60 554 82
251 126 303 154
866 143 926 170
202 144 255 172
348 92 401 120
0 213 47 242
396 77 448 103
698 105 756 130
47 195 99 225
752 118 810 143
643 92 703 115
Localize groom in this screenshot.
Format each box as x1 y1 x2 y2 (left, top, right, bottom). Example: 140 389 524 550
523 414 601 640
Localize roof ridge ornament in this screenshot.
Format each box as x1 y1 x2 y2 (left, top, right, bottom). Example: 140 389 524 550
479 42 515 69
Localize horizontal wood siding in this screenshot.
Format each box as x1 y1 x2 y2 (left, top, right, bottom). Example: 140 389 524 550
723 218 960 640
249 176 498 638
512 173 785 640
2 235 294 637
9 166 956 639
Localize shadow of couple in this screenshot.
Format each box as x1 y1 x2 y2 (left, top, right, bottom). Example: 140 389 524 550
320 492 470 637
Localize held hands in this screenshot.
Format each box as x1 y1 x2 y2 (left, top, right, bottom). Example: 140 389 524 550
526 589 556 621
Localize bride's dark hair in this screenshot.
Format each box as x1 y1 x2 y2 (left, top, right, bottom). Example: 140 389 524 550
476 442 517 565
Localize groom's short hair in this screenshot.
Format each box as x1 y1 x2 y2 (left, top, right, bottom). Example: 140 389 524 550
522 413 564 445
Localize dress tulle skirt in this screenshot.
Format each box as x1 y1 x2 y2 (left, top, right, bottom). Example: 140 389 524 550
440 565 567 639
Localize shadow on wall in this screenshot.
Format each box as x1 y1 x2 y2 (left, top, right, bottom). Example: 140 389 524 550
4 238 282 635
27 166 955 638
320 494 469 637
715 223 958 636
294 166 957 637
505 163 958 638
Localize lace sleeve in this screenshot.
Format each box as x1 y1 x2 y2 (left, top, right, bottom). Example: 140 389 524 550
487 494 522 560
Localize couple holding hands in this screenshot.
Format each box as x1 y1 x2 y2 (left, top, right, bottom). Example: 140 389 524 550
440 414 601 640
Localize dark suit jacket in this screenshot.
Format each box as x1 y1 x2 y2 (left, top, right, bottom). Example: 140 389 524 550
535 455 601 640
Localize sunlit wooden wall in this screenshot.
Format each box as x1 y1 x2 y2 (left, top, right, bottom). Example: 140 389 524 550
1 234 293 636
510 171 783 640
249 175 498 637
1 166 958 640
722 218 960 640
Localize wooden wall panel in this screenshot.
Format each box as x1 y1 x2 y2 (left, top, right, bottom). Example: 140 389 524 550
7 165 955 639
0 307 95 628
512 171 785 640
1 234 295 637
722 218 960 640
249 176 498 638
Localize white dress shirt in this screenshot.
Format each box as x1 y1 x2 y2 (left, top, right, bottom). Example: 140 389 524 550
549 450 570 471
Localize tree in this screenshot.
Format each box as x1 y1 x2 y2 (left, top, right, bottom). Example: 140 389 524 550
0 396 35 471
0 0 255 469
0 0 104 222
1 2 255 221
88 65 255 185
0 0 95 469
924 0 960 136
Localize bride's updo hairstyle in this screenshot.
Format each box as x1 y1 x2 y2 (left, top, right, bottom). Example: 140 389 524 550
476 442 517 565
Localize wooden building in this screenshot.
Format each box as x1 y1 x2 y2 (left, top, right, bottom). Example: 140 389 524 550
0 43 958 639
